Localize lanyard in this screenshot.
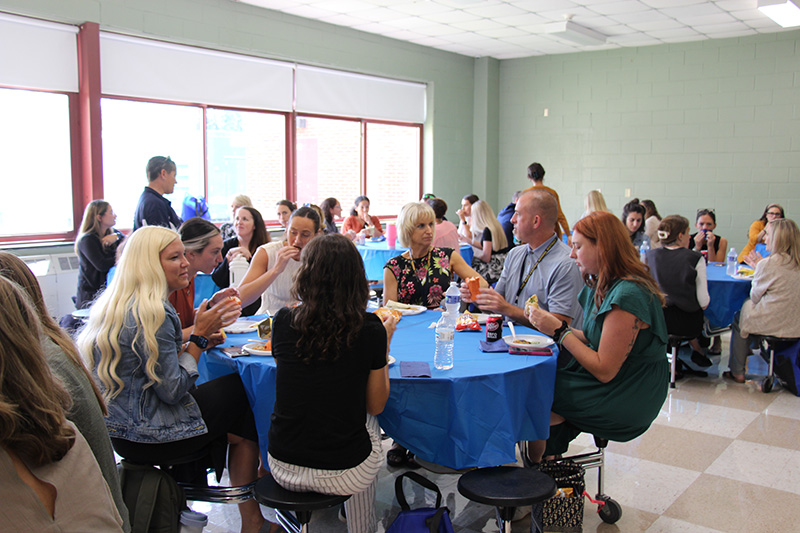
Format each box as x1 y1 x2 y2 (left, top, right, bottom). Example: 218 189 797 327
514 237 558 305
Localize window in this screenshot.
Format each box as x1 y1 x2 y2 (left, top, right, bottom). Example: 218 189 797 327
101 98 204 229
206 109 286 222
0 87 73 237
296 116 361 208
366 123 421 215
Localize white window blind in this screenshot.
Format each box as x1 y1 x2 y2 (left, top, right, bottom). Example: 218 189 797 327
99 33 295 111
296 65 426 123
0 13 78 92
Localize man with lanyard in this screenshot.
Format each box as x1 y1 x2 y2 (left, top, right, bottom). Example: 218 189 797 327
461 189 583 329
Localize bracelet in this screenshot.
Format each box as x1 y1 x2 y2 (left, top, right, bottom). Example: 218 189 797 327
551 320 568 343
558 329 573 348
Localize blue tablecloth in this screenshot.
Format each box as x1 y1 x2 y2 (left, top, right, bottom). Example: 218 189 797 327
201 310 557 470
356 242 474 281
705 264 752 328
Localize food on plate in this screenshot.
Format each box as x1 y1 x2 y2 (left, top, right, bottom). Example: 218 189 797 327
254 340 271 352
385 300 415 310
513 339 533 345
524 294 539 316
455 311 481 332
374 307 403 322
466 277 481 300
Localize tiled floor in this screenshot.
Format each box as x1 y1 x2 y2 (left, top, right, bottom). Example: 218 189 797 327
196 334 800 532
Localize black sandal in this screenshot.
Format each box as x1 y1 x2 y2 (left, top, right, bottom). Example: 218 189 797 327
386 444 409 467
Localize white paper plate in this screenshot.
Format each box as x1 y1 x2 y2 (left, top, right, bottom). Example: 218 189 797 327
243 342 272 356
388 355 396 365
503 334 554 349
733 273 754 281
386 303 427 316
223 320 259 334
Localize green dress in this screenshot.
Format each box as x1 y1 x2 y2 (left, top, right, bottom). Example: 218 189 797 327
545 280 668 455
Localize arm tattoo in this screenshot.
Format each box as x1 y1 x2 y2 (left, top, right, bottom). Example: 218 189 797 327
625 318 642 356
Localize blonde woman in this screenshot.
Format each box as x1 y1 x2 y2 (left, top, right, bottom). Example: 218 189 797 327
461 200 510 285
0 276 123 531
74 200 124 308
78 226 270 533
726 219 800 383
583 190 611 217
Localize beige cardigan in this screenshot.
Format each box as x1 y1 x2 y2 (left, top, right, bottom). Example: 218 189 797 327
740 253 800 338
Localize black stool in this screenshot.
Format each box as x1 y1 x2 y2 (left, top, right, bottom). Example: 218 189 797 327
115 445 255 506
457 466 557 533
254 472 350 533
759 336 800 393
668 334 705 388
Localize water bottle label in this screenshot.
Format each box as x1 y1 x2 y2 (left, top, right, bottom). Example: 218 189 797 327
445 295 460 304
437 329 454 342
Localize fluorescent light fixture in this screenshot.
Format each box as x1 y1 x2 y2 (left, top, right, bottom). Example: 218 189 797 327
758 0 800 28
544 20 606 46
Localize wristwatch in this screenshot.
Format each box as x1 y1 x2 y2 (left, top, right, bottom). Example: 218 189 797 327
189 334 209 349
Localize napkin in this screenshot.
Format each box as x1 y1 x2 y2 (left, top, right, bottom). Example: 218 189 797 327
480 339 509 352
400 361 431 377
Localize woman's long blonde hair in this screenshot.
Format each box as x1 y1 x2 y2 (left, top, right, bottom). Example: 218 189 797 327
78 226 179 401
767 219 800 269
470 200 508 251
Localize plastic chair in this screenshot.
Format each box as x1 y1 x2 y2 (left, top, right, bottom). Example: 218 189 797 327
253 472 350 533
759 336 800 393
457 465 557 533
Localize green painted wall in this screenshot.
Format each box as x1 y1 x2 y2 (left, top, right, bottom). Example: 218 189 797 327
498 30 800 252
0 0 477 217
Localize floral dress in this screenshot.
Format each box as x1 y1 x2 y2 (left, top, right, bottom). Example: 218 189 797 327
385 247 454 309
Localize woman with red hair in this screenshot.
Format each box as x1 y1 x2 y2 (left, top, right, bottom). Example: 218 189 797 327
525 211 668 463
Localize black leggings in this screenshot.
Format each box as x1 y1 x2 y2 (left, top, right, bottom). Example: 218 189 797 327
113 373 258 471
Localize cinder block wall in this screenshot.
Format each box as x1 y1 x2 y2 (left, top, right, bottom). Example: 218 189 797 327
498 30 800 252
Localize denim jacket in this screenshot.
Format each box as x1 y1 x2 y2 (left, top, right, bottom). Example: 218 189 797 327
99 303 207 443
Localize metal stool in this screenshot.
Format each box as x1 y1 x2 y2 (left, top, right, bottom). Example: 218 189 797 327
457 466 557 533
116 446 255 506
561 435 622 524
759 336 800 393
254 472 350 533
668 333 703 388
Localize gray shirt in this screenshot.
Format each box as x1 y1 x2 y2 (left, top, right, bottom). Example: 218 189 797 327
495 234 584 328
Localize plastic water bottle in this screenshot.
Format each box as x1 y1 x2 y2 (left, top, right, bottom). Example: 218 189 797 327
434 312 455 370
639 239 650 263
445 282 461 317
229 255 249 288
727 247 737 276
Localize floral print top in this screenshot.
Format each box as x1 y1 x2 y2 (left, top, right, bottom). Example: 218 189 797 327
385 247 454 309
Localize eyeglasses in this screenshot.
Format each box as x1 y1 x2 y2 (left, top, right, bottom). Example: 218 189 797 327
767 211 782 216
421 193 436 200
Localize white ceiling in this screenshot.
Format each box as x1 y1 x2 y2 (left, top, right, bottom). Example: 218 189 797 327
233 0 796 59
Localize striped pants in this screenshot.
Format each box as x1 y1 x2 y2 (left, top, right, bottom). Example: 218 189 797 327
267 414 383 533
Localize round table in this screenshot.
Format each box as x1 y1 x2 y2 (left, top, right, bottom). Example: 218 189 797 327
705 263 752 327
201 310 557 470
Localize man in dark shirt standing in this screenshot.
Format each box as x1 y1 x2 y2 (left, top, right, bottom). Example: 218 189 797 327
132 155 182 231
